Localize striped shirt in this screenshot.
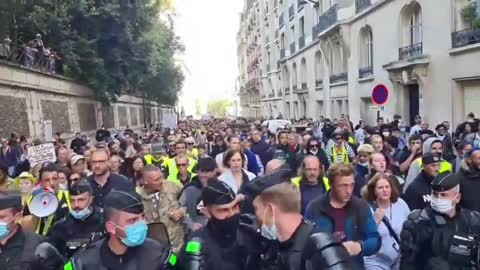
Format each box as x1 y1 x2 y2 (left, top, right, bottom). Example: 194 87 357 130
325 144 356 164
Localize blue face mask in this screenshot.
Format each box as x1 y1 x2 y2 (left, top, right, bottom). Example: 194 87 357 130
119 220 148 247
260 206 277 241
70 207 92 220
0 214 18 240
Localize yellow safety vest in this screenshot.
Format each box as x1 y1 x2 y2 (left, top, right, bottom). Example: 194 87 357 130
165 157 197 182
348 136 356 145
292 176 330 191
144 154 164 165
332 146 350 164
418 158 453 174
26 190 72 236
187 148 199 160
169 173 198 186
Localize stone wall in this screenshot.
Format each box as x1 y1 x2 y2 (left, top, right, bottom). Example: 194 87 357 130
0 61 175 139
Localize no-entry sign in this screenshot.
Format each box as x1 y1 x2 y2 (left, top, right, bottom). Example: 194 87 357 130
371 84 389 105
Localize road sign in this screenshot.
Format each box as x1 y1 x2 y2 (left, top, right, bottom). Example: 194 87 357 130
372 84 389 105
369 105 386 112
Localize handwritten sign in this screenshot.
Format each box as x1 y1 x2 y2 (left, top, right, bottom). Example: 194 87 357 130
162 113 177 129
27 143 56 166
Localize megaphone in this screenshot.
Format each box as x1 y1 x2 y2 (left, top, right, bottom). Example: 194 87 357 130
29 191 59 218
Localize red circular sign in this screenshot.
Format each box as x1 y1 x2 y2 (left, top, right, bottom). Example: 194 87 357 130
372 84 389 105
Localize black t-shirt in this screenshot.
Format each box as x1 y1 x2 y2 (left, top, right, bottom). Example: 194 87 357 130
87 173 135 211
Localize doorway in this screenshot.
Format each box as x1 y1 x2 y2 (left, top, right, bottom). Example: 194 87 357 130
408 84 419 126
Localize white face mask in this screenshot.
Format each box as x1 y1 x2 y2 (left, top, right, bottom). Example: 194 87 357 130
430 195 457 214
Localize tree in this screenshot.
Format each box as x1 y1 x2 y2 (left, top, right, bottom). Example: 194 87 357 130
207 99 232 117
0 0 184 105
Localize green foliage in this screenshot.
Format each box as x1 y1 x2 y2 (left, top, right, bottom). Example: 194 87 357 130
0 0 184 105
207 99 232 117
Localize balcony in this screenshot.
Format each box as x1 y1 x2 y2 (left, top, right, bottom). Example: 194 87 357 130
315 79 323 88
399 42 423 60
268 92 275 98
312 5 338 38
356 0 371 13
297 0 305 11
280 48 286 59
359 66 373 78
329 72 348 84
290 42 296 54
301 82 307 90
299 36 305 49
452 29 480 48
279 12 285 27
288 4 295 20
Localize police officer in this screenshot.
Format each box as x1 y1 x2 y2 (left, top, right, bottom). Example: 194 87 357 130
180 179 261 270
64 189 178 270
245 169 354 270
400 172 480 270
47 179 105 258
0 191 64 270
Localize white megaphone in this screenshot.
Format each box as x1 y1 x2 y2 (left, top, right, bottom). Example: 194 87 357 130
29 191 59 218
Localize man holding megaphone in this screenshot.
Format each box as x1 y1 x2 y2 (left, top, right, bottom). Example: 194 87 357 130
47 179 105 258
0 191 65 270
22 163 72 236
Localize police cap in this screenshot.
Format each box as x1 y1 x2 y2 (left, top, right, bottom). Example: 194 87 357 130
244 168 292 199
0 191 22 210
69 179 92 196
202 180 235 207
104 189 144 214
422 153 440 165
431 172 459 192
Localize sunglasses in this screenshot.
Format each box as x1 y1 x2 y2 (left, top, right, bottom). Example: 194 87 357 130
335 137 343 141
176 163 188 167
310 144 319 148
70 177 80 181
187 143 194 145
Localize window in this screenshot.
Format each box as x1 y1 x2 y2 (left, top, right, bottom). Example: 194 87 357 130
286 102 291 119
400 2 422 59
281 33 285 49
282 66 290 91
314 51 323 86
291 25 295 43
300 17 305 37
294 101 299 119
359 25 373 78
300 58 307 90
292 63 298 90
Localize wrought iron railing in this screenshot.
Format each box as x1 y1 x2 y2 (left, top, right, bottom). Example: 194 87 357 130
315 79 323 88
359 66 373 78
356 0 371 13
452 29 480 48
329 72 348 84
297 0 305 11
312 4 338 38
399 42 423 60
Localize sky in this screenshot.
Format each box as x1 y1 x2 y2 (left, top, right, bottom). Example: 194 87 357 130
175 0 244 116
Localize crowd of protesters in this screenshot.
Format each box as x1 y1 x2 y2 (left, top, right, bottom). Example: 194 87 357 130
1 112 480 269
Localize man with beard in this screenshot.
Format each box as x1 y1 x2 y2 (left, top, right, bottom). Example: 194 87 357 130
86 149 135 212
179 180 260 270
457 149 480 212
273 130 297 170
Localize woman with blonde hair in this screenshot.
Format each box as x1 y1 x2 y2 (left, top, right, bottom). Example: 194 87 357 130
362 173 410 270
15 171 37 205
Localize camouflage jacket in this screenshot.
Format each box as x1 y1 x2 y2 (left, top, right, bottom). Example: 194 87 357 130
139 182 186 253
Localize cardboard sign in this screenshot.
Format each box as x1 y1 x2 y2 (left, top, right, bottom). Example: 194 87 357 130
27 143 56 166
162 113 178 129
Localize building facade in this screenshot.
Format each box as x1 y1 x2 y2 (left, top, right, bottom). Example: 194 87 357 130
237 0 480 127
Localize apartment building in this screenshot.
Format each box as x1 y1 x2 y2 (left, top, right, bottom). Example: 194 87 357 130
237 0 480 126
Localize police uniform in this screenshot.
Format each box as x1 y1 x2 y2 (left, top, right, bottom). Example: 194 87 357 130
244 170 355 270
138 181 186 253
179 180 261 270
400 172 480 270
64 190 178 270
0 191 44 270
47 180 105 258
